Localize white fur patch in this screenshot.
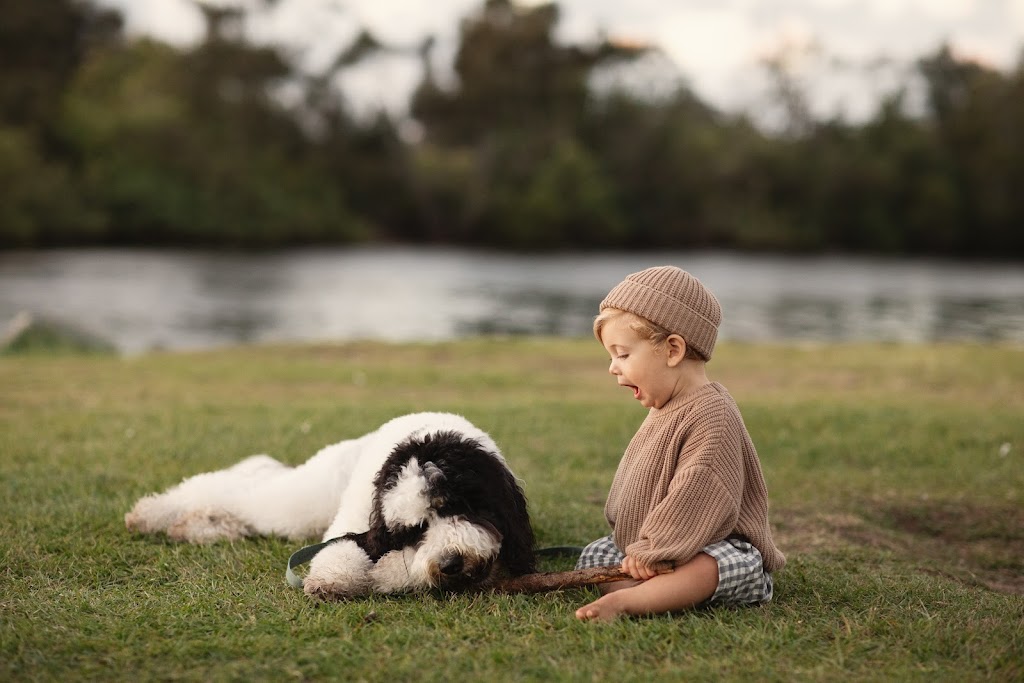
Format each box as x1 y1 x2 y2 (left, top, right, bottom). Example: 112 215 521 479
407 515 503 586
369 547 420 593
166 507 251 543
380 458 432 529
303 539 374 599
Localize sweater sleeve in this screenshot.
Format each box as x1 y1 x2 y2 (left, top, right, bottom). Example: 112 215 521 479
623 410 746 566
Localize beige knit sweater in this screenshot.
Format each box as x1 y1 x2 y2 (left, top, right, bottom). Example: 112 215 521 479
604 382 786 572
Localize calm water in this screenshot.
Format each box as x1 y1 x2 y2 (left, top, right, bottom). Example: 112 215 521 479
1 248 1022 354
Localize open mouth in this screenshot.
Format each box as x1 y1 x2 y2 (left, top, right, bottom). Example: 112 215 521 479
623 384 640 399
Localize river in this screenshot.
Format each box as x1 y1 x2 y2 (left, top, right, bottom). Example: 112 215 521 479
1 247 1022 354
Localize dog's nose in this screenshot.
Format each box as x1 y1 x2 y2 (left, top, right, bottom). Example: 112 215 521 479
439 554 464 576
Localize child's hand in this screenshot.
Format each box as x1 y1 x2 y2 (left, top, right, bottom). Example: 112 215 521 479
621 555 674 581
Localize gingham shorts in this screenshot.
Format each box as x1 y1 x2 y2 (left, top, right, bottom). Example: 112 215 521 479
575 534 773 606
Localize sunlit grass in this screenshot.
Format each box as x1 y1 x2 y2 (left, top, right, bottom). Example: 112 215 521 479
2 339 1022 681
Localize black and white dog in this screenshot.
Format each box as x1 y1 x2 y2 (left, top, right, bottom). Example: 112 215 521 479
125 412 535 598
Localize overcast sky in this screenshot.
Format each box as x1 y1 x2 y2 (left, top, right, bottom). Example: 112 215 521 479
96 0 1024 122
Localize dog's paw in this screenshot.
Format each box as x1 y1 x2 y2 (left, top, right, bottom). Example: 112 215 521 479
165 508 253 544
125 494 175 534
303 539 374 600
369 548 421 594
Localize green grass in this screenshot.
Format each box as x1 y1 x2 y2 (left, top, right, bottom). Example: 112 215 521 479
2 339 1022 681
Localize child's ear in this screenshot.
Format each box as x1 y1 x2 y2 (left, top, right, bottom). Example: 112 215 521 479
665 334 687 367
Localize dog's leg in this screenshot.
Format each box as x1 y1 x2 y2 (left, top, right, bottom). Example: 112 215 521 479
126 434 371 543
230 437 366 540
303 539 375 600
368 547 421 594
164 507 254 543
125 455 285 542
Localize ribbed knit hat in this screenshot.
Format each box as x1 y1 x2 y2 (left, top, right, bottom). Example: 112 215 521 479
600 266 722 360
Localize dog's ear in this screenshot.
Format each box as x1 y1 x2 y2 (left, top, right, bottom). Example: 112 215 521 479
364 502 390 561
422 461 445 487
493 468 536 576
422 460 447 508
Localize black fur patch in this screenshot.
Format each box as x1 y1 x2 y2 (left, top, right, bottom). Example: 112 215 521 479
362 430 536 577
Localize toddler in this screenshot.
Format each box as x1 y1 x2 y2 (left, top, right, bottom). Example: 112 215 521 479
575 266 785 621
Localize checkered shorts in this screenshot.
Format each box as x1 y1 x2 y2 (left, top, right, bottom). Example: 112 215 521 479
575 534 773 606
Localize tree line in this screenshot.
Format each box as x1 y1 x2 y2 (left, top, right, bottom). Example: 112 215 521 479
2 0 1022 256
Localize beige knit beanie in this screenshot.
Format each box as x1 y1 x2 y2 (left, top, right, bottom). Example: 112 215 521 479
600 266 722 360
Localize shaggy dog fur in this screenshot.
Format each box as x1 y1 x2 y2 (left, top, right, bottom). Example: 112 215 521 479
125 412 535 599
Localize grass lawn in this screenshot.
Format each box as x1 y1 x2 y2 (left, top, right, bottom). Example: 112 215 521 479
2 339 1022 681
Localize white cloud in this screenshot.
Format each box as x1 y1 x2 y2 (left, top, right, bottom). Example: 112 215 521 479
860 0 976 21
246 0 358 73
103 0 204 46
656 7 758 73
1010 0 1024 28
801 0 848 8
550 2 765 108
346 0 480 45
335 53 423 117
910 0 977 22
947 35 1020 70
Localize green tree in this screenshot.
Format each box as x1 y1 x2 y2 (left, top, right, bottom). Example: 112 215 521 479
918 45 1024 254
0 0 120 246
488 137 625 247
59 16 366 246
0 125 106 245
581 89 763 249
407 0 642 246
412 0 619 145
0 0 121 132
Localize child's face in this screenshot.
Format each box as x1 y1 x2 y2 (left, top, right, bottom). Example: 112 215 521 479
600 314 677 410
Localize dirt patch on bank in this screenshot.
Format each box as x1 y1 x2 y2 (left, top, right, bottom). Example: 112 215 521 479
774 501 1024 595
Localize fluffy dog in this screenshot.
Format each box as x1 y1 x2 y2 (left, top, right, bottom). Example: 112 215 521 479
125 412 535 599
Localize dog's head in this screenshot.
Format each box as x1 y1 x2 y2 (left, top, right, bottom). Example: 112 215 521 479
365 430 535 591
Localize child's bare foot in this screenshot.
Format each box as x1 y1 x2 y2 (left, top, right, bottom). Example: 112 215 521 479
575 593 625 622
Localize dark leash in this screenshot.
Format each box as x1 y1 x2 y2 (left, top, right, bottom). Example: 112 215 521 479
286 536 348 588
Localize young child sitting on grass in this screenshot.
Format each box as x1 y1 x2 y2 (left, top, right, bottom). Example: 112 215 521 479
575 266 785 622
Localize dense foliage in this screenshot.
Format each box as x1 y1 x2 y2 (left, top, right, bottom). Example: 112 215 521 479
2 0 1022 255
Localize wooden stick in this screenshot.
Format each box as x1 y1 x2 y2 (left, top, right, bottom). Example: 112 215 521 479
492 566 630 594
492 562 671 595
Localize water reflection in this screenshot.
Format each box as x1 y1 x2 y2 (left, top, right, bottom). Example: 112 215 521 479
462 289 597 337
0 247 1021 353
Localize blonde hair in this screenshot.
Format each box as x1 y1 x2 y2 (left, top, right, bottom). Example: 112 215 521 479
593 308 706 361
